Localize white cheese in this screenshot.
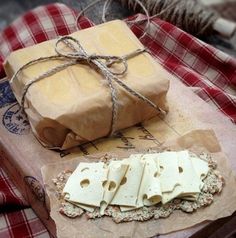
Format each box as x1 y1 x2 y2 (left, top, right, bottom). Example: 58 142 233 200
161 185 182 204
69 201 95 212
158 152 181 192
100 160 129 214
63 162 108 207
111 156 145 207
180 194 199 201
190 154 209 189
120 154 162 211
139 154 162 206
62 150 208 213
177 151 201 197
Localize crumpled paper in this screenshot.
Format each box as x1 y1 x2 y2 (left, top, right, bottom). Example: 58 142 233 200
4 20 169 150
42 130 236 238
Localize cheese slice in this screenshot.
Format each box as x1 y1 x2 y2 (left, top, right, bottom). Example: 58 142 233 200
120 154 162 212
111 156 145 207
161 185 182 204
63 151 209 213
63 162 108 207
68 201 95 212
190 154 209 189
161 151 207 203
158 152 181 192
155 152 182 204
180 194 199 201
100 160 129 214
139 154 162 206
177 151 201 197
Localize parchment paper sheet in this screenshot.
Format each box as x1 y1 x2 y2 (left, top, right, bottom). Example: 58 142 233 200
42 130 236 238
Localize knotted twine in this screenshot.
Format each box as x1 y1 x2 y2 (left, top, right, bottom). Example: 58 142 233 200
76 0 219 37
120 0 218 36
10 36 164 136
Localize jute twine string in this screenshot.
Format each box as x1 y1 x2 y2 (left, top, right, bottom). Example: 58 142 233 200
76 0 218 37
10 36 164 136
75 0 151 39
121 0 218 36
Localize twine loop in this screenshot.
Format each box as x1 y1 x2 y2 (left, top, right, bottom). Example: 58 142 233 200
55 36 128 75
10 35 165 136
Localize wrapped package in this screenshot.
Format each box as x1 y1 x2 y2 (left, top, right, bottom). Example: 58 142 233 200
3 20 169 150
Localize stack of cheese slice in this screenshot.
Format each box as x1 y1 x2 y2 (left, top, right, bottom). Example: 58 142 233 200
63 151 209 214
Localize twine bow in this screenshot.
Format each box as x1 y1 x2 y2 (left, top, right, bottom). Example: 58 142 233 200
10 35 164 135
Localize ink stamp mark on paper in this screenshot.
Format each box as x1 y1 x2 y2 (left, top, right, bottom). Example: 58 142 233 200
24 176 50 220
0 80 16 108
136 124 161 145
2 103 30 134
24 176 46 203
116 131 135 150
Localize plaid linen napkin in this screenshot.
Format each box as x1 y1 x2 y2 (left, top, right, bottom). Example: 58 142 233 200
0 2 236 237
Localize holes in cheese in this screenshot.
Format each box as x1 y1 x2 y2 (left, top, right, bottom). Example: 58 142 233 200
178 167 183 173
62 150 209 214
108 181 116 191
158 152 181 193
102 180 117 191
111 157 145 207
120 154 162 211
80 167 89 172
102 180 108 187
190 154 209 179
190 153 209 189
80 179 90 188
138 155 162 207
63 162 108 208
177 151 201 197
160 151 206 204
120 176 127 185
100 160 129 214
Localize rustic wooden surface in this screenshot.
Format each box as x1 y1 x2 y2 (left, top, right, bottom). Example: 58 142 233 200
0 1 236 238
0 0 236 58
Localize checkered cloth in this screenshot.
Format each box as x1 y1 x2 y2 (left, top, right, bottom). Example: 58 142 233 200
0 2 236 237
0 167 51 237
0 168 27 211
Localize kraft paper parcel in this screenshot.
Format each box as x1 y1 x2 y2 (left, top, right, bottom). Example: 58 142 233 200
4 20 169 150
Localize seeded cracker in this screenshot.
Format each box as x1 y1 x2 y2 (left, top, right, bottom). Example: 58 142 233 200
52 152 224 223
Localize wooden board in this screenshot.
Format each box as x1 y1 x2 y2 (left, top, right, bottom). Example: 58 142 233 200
0 70 236 237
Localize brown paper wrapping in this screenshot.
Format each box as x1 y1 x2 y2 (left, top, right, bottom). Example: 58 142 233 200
1 61 236 237
3 20 169 150
42 130 236 238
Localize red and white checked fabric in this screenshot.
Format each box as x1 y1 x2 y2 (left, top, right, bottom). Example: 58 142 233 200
1 4 236 122
0 2 236 238
127 14 236 122
0 167 50 237
0 3 94 79
0 207 51 238
0 167 27 211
